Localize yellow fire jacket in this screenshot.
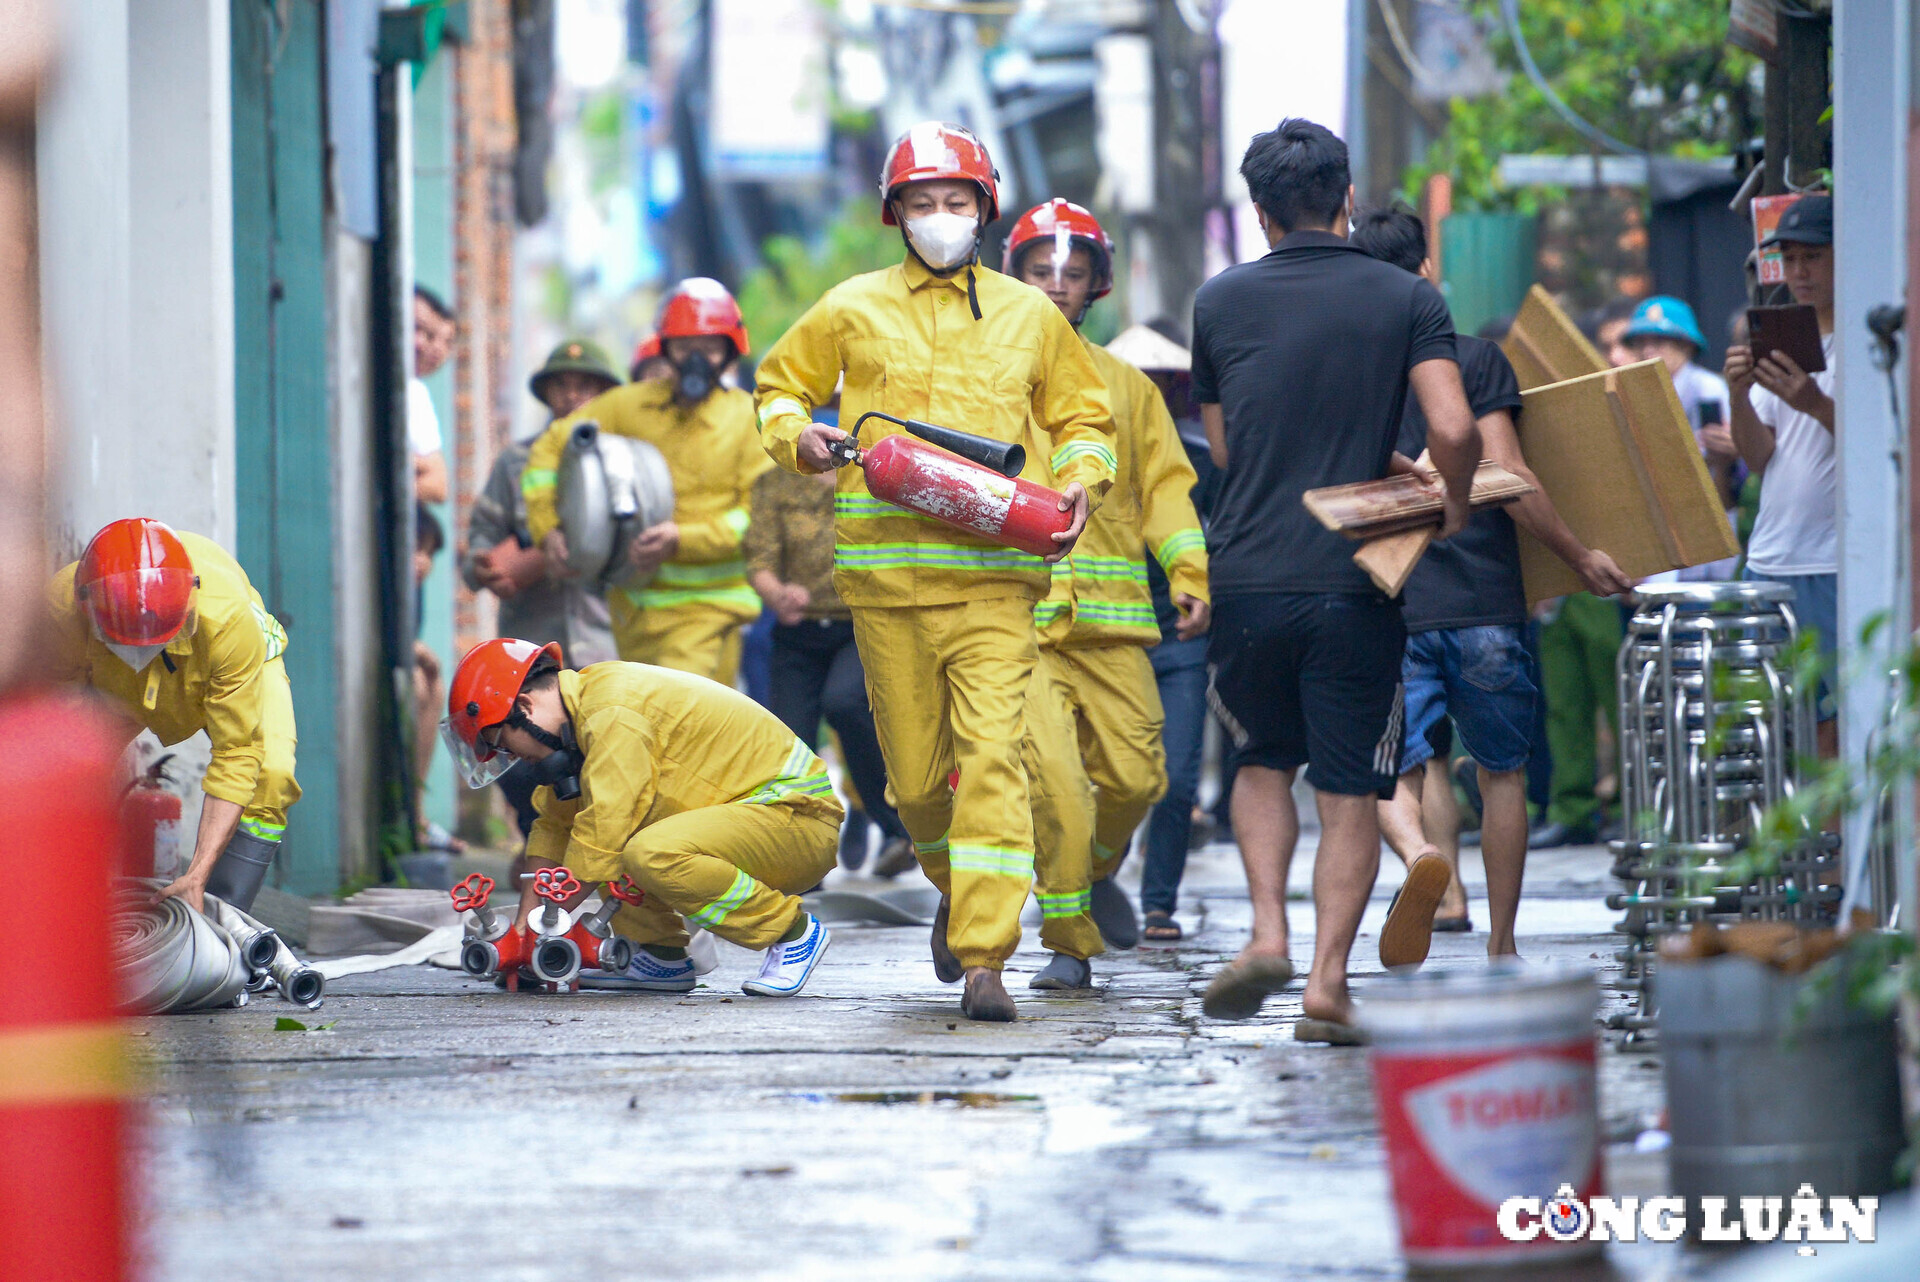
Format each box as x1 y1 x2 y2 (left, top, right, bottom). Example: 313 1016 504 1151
754 256 1116 608
47 531 289 807
525 664 844 883
1035 339 1208 648
523 380 771 621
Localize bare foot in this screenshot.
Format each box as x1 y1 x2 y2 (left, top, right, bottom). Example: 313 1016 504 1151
1488 942 1521 960
1301 974 1354 1027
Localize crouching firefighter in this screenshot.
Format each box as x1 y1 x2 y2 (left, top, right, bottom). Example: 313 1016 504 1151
49 518 300 912
441 639 839 997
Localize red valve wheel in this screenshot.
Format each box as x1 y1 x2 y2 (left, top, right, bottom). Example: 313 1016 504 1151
606 876 646 906
533 866 581 902
451 873 495 913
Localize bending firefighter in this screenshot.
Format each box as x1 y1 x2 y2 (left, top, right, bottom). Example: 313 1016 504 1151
1008 200 1210 978
49 518 298 912
441 639 838 996
525 278 769 684
755 122 1115 1022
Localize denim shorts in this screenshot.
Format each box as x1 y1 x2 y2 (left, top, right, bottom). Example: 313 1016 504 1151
1745 568 1837 722
1399 624 1537 776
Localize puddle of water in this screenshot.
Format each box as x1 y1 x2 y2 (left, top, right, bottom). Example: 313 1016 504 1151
784 1090 1040 1108
1042 1101 1151 1154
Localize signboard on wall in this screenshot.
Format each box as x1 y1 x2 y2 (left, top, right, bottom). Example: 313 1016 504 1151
709 0 829 180
1751 192 1802 285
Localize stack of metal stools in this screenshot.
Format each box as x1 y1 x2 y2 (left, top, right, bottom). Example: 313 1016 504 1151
1606 582 1840 1046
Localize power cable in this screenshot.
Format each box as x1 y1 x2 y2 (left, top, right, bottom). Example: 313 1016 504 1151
1499 0 1644 156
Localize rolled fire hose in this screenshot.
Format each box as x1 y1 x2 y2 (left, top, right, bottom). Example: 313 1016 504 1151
114 886 251 1014
554 422 675 591
113 880 325 1013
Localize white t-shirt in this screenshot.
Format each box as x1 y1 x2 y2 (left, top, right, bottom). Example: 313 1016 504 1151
407 377 444 457
1672 361 1730 431
1745 336 1837 577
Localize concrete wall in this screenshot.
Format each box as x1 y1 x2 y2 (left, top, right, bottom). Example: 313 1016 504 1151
39 0 234 558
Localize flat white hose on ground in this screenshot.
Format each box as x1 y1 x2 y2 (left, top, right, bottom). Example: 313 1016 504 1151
114 885 251 1014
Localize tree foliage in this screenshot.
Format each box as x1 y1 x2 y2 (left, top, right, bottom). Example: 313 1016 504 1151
1404 0 1760 211
736 200 902 357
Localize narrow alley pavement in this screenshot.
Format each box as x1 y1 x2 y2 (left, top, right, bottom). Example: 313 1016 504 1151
138 832 1773 1280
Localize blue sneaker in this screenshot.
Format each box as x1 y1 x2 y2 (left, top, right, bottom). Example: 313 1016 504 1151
577 946 695 992
741 914 830 997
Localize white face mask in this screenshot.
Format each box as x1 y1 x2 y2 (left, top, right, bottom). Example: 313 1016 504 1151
105 641 168 673
905 212 981 271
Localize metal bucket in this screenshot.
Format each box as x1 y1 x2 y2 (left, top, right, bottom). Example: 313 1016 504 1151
553 421 675 591
1656 954 1904 1205
1360 964 1602 1270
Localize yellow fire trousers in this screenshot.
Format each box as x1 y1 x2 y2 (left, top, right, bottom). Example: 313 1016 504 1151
608 801 838 951
1051 645 1166 881
610 597 746 688
238 657 301 841
853 598 1037 971
1024 648 1104 961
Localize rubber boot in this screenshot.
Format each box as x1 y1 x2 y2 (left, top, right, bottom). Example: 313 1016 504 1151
203 830 280 912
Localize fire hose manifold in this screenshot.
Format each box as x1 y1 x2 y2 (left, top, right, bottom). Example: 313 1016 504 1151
452 870 643 993
113 878 325 1014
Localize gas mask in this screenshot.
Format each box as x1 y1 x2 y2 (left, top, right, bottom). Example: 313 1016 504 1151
516 717 586 801
672 353 719 406
904 212 981 273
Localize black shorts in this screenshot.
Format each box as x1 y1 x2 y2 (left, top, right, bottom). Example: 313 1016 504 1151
1207 591 1406 798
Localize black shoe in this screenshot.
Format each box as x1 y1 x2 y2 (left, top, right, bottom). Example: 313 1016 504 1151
1529 820 1596 849
838 811 872 871
1089 877 1139 950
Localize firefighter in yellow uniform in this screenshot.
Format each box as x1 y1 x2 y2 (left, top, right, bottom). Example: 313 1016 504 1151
443 639 840 996
1008 201 1210 969
755 123 1115 1022
48 518 299 914
524 278 769 685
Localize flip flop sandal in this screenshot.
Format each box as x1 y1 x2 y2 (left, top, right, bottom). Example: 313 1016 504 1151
1433 915 1474 933
1294 1017 1370 1046
1201 954 1296 1020
1379 853 1451 970
1141 911 1183 942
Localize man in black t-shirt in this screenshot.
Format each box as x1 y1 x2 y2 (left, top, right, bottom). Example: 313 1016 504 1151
1191 119 1482 1038
1349 206 1630 969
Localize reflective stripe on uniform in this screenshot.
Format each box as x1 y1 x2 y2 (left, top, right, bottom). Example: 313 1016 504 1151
688 868 757 928
251 603 289 662
757 396 808 430
833 493 935 521
521 467 557 496
653 559 749 586
623 584 764 611
239 817 285 841
1049 441 1117 474
835 543 1047 574
1032 600 1070 627
949 844 1034 878
1059 555 1147 583
1155 527 1205 568
721 507 751 539
737 737 834 806
915 834 950 858
1037 889 1091 918
1071 600 1159 628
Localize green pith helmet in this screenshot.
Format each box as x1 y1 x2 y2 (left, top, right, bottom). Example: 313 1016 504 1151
529 338 621 403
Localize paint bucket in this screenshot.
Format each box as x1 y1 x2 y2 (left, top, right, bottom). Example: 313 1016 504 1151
1359 963 1602 1270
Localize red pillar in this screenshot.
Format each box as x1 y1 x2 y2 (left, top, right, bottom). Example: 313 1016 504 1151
0 694 131 1282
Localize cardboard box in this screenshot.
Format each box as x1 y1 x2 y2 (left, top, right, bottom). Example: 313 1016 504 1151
1501 284 1607 392
1516 359 1739 603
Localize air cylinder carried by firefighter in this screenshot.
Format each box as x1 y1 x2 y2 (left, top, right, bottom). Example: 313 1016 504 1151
554 421 676 591
833 412 1074 558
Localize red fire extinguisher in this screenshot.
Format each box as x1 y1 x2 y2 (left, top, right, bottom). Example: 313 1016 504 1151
830 412 1075 558
120 753 182 880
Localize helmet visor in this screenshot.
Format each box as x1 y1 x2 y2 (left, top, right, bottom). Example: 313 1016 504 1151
85 566 196 645
441 716 516 789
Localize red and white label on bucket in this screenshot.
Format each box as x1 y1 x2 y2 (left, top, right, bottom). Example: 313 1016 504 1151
1373 1042 1601 1262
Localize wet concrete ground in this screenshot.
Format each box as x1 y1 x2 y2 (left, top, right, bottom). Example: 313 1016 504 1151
134 834 1851 1280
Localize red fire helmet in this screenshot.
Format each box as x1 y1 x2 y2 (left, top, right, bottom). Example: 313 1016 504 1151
444 638 561 756
879 121 1000 225
629 333 664 380
656 278 749 358
76 518 197 646
1002 198 1114 302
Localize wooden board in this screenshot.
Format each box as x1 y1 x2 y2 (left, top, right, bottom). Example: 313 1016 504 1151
1303 461 1532 539
1353 528 1434 595
1502 284 1606 392
1516 359 1740 603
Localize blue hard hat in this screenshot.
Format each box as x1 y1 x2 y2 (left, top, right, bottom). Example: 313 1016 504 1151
1623 295 1706 351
